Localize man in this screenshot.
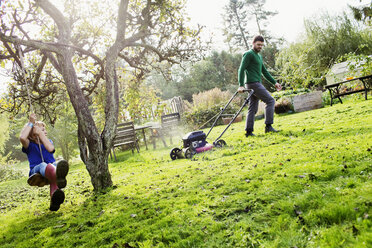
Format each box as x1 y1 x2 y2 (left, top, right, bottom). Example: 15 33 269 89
238 35 282 136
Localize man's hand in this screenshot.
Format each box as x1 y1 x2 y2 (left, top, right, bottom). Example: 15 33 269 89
237 86 246 93
275 83 282 91
29 113 37 124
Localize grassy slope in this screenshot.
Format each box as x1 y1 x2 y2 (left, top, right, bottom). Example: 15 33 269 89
0 99 371 248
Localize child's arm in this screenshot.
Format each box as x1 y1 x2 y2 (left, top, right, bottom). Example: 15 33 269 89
34 126 55 153
19 114 36 149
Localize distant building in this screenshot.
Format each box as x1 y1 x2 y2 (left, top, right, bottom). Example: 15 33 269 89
326 55 371 85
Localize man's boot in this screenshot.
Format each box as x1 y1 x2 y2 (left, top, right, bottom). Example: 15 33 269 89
265 124 279 133
245 129 255 137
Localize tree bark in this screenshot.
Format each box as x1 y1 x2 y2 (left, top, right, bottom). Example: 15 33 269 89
36 0 114 190
56 47 113 190
232 2 250 50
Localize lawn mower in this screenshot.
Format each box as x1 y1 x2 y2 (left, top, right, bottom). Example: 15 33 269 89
170 88 254 160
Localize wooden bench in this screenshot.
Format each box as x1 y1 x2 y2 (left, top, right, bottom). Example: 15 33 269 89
150 113 181 149
325 74 372 106
111 122 139 161
161 113 181 145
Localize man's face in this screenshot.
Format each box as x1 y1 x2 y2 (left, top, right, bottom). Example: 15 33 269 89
253 41 264 52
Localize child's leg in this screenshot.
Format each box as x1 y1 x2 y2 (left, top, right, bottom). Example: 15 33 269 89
28 163 49 187
44 163 65 211
30 162 48 177
44 163 58 195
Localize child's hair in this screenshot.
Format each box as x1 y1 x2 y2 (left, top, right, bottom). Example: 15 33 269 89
35 121 45 128
28 121 46 141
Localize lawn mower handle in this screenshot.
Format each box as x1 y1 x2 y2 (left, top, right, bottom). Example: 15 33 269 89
205 88 254 139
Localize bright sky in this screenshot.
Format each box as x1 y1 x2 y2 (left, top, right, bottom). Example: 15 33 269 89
185 0 370 49
0 0 370 94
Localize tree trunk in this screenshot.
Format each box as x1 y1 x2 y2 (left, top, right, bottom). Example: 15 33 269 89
39 0 120 191
58 48 113 190
232 3 250 50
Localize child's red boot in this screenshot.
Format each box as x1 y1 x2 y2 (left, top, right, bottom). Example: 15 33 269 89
45 163 65 211
49 189 65 211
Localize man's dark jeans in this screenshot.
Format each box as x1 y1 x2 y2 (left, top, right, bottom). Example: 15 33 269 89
245 82 275 132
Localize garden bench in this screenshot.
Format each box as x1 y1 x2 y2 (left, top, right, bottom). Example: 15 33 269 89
150 113 181 149
161 113 181 145
111 121 139 161
325 74 372 106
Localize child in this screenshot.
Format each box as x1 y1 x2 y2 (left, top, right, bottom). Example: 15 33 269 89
19 113 69 211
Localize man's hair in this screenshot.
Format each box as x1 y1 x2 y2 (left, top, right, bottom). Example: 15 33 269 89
253 35 264 43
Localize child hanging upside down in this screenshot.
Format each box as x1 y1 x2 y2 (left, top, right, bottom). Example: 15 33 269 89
19 113 69 211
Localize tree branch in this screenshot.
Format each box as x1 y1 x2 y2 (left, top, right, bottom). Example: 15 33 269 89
35 0 70 40
42 51 62 73
1 41 22 66
33 55 47 85
118 52 145 71
47 42 104 67
0 32 61 53
131 42 178 64
116 0 129 43
120 31 147 49
81 66 105 96
0 54 15 59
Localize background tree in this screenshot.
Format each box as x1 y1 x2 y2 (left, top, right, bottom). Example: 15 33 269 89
122 74 162 123
48 99 79 164
222 0 278 52
0 113 10 164
276 11 372 88
147 51 242 102
349 0 372 25
0 0 205 190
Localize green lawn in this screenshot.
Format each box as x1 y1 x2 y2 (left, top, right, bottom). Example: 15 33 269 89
0 99 371 248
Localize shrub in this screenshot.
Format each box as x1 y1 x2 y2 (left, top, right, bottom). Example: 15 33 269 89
192 88 238 110
0 164 24 182
184 104 239 129
322 91 332 106
183 88 242 129
272 88 311 100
